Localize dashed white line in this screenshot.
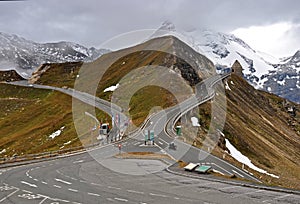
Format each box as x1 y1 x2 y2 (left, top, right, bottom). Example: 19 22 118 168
21 181 37 188
53 185 62 189
55 178 72 185
88 192 101 197
68 188 79 192
33 178 39 182
41 181 48 185
73 160 84 164
127 189 144 194
114 197 128 202
149 193 168 198
22 190 33 193
91 182 102 186
108 186 121 190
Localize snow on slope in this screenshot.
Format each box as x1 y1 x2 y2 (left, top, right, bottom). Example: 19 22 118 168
225 138 279 178
150 21 277 88
0 32 109 79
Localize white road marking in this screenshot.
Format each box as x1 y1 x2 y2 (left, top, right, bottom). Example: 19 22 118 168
73 160 84 164
108 186 121 190
158 138 168 144
114 197 128 202
0 188 19 202
53 185 62 188
33 178 39 182
211 163 231 175
133 142 140 146
91 182 102 186
232 170 244 178
41 181 48 185
149 193 168 198
88 192 101 197
68 188 79 192
158 141 163 145
55 178 72 185
127 189 144 194
21 181 37 188
39 197 48 204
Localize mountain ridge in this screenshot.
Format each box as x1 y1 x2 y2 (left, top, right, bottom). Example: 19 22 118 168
0 32 109 79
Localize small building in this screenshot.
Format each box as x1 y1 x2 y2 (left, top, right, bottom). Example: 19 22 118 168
231 60 244 77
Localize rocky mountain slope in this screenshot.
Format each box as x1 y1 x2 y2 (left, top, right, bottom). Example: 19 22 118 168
1 35 299 190
152 21 300 103
0 32 109 79
263 50 300 103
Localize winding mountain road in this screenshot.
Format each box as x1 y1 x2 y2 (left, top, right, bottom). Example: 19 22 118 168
2 74 299 203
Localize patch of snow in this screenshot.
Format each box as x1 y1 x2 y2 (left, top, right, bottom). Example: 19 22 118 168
49 126 65 139
230 80 235 85
104 83 119 92
225 81 231 90
277 79 285 86
225 139 279 178
267 87 272 92
191 117 200 127
0 149 6 154
64 141 71 145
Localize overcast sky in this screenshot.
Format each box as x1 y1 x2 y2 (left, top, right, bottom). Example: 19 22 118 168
0 0 299 57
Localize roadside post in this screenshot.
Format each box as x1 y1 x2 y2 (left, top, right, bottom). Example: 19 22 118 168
118 143 122 154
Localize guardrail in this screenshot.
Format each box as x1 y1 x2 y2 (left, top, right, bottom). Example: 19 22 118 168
165 73 231 137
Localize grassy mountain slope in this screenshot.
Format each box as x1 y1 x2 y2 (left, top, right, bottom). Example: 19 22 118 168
192 74 300 189
0 83 109 157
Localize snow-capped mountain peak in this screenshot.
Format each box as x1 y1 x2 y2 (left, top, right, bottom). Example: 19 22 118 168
0 32 109 78
151 21 299 103
159 20 176 32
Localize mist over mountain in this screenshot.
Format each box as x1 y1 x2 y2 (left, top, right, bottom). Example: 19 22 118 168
0 32 109 79
152 21 299 103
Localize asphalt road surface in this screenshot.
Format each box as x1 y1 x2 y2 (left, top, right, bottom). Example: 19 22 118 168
1 148 300 204
4 75 300 203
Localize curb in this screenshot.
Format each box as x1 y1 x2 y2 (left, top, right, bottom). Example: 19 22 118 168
165 166 300 195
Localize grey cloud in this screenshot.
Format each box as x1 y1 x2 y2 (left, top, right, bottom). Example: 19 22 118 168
0 0 299 55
